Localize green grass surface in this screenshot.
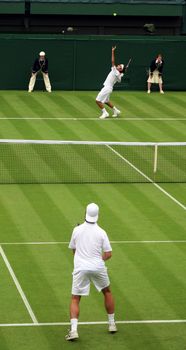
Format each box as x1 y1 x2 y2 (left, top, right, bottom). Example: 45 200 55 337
0 90 186 141
0 90 185 349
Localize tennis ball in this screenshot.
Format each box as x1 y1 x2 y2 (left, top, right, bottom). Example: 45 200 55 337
113 12 117 16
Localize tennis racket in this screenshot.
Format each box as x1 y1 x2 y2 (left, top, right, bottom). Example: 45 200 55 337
125 58 132 69
125 58 132 72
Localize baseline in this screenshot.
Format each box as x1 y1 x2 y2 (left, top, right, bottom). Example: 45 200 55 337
0 319 186 327
0 117 185 121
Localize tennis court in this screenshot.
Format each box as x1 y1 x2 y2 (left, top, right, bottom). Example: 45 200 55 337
0 90 186 350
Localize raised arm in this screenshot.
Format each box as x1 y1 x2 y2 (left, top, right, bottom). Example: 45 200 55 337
111 46 116 67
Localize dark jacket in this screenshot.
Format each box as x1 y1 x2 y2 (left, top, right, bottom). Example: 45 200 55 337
150 59 164 74
32 58 48 73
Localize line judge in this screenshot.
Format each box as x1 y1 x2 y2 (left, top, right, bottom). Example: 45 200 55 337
147 53 164 94
28 51 51 93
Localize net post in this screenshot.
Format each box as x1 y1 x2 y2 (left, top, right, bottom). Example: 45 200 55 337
153 144 158 173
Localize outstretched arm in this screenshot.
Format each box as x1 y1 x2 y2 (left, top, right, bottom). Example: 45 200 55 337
111 46 116 67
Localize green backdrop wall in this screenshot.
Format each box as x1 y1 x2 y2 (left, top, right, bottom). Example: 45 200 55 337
0 34 186 91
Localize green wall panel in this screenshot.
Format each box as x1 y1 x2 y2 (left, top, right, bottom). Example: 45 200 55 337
0 35 185 91
0 2 24 14
30 2 183 15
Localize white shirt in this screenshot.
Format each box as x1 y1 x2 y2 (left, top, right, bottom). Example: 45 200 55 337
103 66 123 89
69 221 112 272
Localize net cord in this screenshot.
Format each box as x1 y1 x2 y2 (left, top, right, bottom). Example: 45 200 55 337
0 140 186 146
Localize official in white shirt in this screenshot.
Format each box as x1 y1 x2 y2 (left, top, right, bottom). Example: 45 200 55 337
96 46 124 119
66 203 117 341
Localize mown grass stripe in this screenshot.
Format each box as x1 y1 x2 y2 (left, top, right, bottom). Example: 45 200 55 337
19 94 53 118
0 96 21 118
127 95 169 118
144 95 181 118
114 95 154 118
73 94 97 116
80 118 140 141
0 186 53 241
145 120 186 141
61 94 89 118
90 183 186 241
121 243 186 316
161 95 186 115
14 96 41 118
29 94 64 118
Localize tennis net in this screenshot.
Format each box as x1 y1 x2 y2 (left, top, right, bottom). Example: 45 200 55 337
0 139 185 184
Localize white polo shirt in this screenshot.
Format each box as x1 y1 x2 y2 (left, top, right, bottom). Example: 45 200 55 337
69 221 112 272
103 66 123 89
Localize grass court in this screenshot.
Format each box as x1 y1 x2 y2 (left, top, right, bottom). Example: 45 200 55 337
0 90 186 350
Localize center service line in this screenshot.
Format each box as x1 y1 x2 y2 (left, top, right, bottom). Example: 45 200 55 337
0 245 38 324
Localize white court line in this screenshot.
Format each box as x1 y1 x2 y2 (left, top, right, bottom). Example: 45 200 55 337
0 245 38 324
0 117 185 121
0 241 69 245
1 240 186 246
0 319 186 327
107 145 186 211
111 240 186 244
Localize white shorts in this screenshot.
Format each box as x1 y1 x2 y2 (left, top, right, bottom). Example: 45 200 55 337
96 86 113 103
71 269 110 296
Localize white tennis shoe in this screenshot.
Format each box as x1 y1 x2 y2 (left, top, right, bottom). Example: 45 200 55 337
65 330 79 341
109 323 118 333
160 90 164 94
99 111 109 119
112 109 121 117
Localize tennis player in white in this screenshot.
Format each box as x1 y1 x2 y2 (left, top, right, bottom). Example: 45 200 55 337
66 203 117 341
96 46 124 119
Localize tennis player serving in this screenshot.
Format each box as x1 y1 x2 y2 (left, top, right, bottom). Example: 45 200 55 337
96 46 124 119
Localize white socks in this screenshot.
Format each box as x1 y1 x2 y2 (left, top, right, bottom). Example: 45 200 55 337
71 318 78 332
102 108 107 114
108 313 115 324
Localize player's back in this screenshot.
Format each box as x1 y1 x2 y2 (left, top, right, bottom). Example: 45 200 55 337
72 221 109 271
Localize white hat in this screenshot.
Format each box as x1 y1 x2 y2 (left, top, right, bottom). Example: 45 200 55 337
86 203 99 223
39 51 45 56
